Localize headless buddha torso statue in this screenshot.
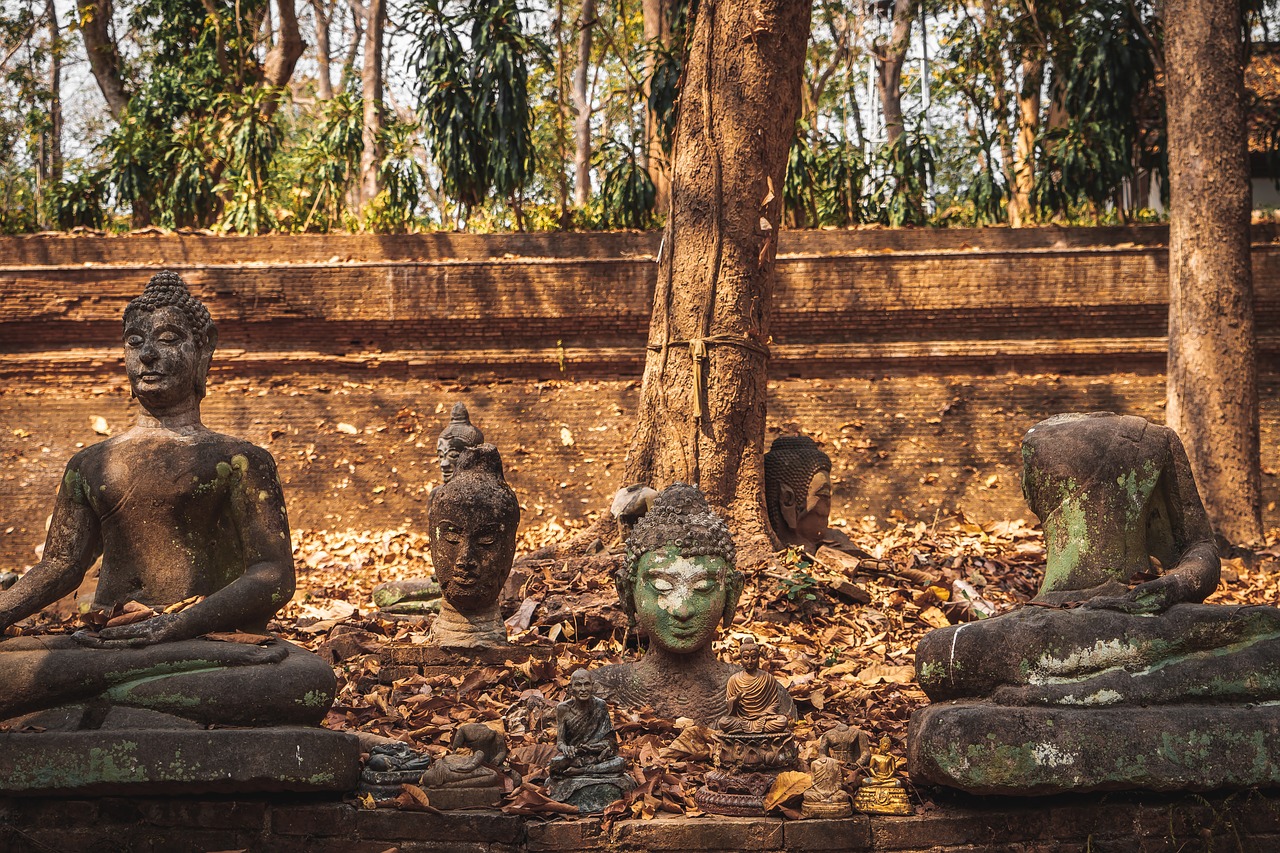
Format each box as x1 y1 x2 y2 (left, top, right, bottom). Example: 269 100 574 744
909 413 1280 795
914 412 1253 707
0 272 334 730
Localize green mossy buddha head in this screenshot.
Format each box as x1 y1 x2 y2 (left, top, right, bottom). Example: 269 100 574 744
617 483 742 655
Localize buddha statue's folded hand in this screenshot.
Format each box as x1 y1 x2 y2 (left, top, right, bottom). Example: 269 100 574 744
72 612 186 648
1080 573 1193 616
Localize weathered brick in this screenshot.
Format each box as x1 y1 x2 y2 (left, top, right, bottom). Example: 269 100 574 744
525 817 608 850
783 816 872 850
270 802 357 837
354 808 523 844
142 798 267 830
608 814 783 851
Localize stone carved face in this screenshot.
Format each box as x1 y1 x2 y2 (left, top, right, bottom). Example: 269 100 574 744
632 545 730 655
569 670 596 701
781 469 832 546
437 436 471 483
432 513 515 613
739 644 761 673
124 306 210 409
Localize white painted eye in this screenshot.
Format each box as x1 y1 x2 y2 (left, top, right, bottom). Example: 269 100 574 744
652 580 674 592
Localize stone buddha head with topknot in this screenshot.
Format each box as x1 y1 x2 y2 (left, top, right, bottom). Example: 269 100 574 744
763 435 833 552
437 402 484 483
123 270 219 406
617 483 742 655
428 444 520 615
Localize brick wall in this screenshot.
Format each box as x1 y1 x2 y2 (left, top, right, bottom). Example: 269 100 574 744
1 228 1277 567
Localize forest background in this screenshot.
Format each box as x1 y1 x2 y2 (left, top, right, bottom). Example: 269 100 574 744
6 0 1280 234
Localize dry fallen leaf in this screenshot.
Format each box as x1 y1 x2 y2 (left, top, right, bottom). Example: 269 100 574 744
856 663 916 685
918 606 951 629
90 416 111 436
337 422 360 435
763 771 813 811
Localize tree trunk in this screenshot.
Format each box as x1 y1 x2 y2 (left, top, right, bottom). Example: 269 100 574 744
312 0 334 100
36 0 62 228
359 0 385 207
263 0 304 88
1011 54 1041 227
77 0 130 122
875 1 915 146
623 0 812 554
642 0 671 212
572 0 596 209
1165 0 1262 544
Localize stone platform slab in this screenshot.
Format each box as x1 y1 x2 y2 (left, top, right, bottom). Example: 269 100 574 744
909 701 1280 795
6 789 1280 852
0 727 362 796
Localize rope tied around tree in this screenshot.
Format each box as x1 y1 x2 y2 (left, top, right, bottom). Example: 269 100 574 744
646 334 771 420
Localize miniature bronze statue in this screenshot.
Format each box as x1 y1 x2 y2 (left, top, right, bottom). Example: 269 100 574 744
546 669 636 813
0 272 356 793
802 743 853 819
764 435 834 552
852 736 911 815
438 402 484 484
592 483 767 725
719 639 790 734
696 640 798 816
426 444 520 648
910 413 1280 794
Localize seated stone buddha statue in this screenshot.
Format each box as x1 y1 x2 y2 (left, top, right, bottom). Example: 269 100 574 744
0 274 345 776
592 484 793 726
909 412 1280 794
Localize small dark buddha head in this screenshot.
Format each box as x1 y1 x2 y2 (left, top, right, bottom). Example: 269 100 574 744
738 638 762 673
617 483 741 654
122 271 218 407
437 402 484 483
428 444 519 613
764 435 833 551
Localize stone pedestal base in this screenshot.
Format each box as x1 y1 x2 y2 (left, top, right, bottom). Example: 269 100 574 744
909 701 1280 795
0 727 361 796
419 785 506 810
374 641 553 683
694 769 778 816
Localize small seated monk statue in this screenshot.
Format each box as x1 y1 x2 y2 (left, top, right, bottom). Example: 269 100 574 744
593 484 794 726
718 639 790 734
426 445 520 648
372 402 485 615
546 669 636 813
852 736 912 815
764 435 862 555
910 412 1280 795
0 273 339 743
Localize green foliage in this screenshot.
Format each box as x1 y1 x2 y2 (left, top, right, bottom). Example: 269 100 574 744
48 172 108 230
288 92 364 232
597 140 655 228
215 88 284 234
409 0 537 216
363 119 429 233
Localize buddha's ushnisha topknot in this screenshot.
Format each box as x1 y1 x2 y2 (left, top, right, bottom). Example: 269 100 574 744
123 270 216 351
440 401 484 447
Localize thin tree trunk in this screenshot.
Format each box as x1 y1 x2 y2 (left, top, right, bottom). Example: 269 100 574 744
77 0 129 121
1011 54 1042 227
623 0 813 556
642 0 671 212
1165 0 1262 544
554 0 571 225
312 0 334 100
341 0 364 89
263 0 304 88
572 0 596 208
358 0 385 207
875 1 915 146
